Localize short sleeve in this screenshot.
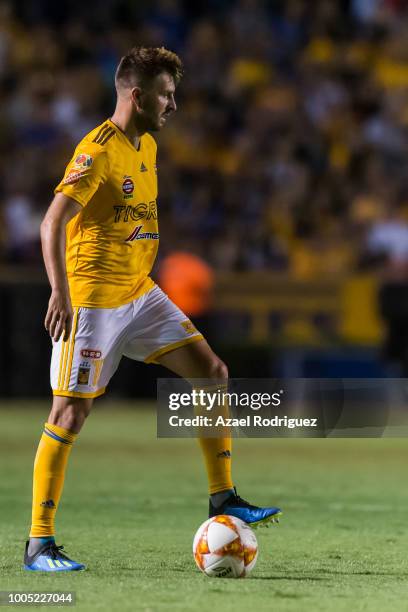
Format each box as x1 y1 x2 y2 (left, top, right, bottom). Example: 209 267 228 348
54 143 109 207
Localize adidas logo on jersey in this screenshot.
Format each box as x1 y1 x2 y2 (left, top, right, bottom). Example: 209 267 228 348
140 162 148 172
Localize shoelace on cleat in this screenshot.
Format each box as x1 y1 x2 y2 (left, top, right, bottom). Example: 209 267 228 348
231 495 257 509
43 543 72 562
228 488 258 510
228 489 281 523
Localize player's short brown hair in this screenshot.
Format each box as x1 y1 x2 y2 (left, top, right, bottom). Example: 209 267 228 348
115 46 183 90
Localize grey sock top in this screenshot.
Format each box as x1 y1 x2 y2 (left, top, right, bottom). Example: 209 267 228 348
210 488 235 508
28 536 55 556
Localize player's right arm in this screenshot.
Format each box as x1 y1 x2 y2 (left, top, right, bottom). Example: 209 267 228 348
41 193 82 343
44 132 109 341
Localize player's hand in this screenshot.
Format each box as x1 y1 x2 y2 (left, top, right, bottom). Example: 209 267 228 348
45 290 73 342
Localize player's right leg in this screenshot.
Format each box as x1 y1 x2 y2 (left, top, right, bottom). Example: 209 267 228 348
24 302 132 571
24 396 92 571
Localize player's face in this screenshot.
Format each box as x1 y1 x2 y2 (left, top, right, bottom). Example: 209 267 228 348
137 72 177 132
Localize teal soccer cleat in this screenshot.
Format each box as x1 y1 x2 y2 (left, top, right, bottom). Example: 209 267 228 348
209 488 282 528
23 540 85 571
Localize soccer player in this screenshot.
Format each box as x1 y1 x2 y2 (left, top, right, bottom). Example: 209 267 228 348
24 47 281 572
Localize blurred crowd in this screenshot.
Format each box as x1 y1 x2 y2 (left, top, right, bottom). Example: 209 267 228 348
2 0 408 277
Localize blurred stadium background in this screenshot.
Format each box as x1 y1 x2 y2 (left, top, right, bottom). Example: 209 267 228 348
2 0 408 398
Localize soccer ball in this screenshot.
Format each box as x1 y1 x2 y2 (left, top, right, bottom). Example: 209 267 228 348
193 515 258 578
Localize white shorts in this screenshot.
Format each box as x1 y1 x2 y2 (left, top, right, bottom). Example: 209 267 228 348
51 285 203 399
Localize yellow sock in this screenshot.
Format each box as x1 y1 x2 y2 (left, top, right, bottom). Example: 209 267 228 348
198 436 233 494
29 422 77 537
195 384 233 494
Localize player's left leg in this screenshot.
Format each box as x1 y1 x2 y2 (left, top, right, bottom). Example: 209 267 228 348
158 338 233 499
123 285 281 527
156 340 282 528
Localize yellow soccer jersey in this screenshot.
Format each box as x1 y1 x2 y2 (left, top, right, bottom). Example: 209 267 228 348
55 119 159 308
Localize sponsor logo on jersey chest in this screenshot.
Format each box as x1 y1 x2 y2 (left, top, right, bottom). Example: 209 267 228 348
125 225 160 242
122 177 134 196
113 201 157 222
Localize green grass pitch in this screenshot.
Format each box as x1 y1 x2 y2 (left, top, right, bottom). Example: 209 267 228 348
1 401 408 611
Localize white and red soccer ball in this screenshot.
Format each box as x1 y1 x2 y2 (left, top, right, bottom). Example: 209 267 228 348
193 515 258 578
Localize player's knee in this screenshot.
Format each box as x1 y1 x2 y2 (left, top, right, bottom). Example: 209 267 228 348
63 399 92 429
208 358 228 383
50 397 93 432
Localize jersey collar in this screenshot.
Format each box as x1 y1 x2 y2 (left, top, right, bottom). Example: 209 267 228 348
107 118 142 153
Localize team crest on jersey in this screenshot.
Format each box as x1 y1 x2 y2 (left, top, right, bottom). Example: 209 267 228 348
181 320 196 335
74 153 93 169
122 177 134 196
